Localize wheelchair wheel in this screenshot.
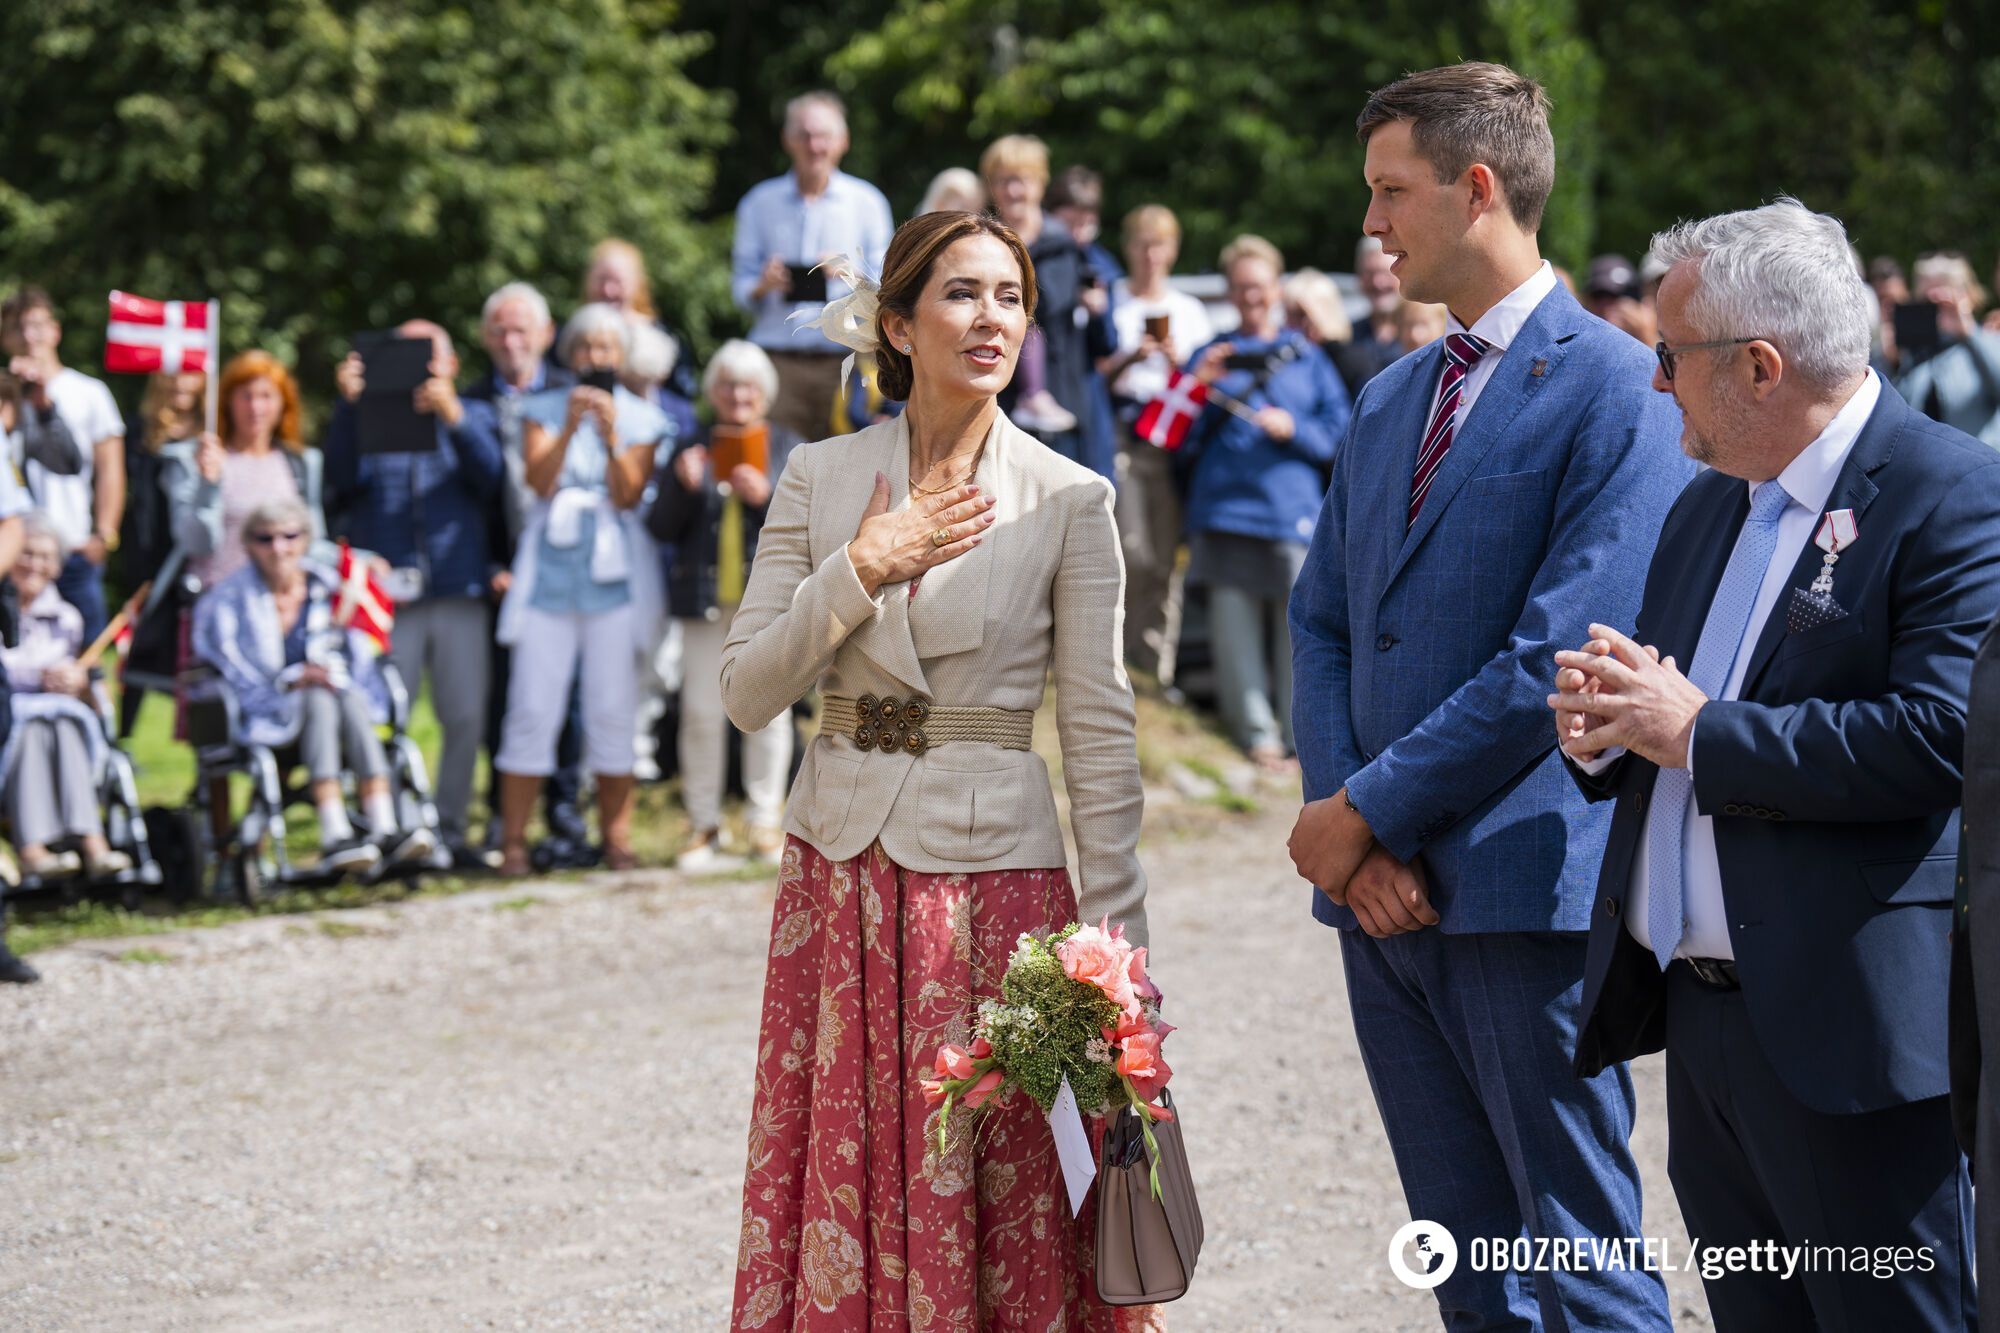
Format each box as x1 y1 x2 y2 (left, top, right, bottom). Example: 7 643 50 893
141 807 205 908
217 842 276 907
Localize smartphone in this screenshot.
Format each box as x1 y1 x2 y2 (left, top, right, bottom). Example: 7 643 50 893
580 368 619 394
1223 350 1270 373
785 264 829 303
1080 269 1103 291
1145 314 1172 343
1894 301 1941 362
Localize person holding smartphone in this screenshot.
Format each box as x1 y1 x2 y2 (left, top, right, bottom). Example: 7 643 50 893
1104 204 1214 680
1182 234 1351 770
324 320 504 864
730 91 894 443
1894 251 2000 449
491 303 671 875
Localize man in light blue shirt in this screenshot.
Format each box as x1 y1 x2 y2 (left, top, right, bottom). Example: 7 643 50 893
730 91 893 442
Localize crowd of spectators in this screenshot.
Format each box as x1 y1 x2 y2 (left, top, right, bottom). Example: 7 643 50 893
1 84 1994 983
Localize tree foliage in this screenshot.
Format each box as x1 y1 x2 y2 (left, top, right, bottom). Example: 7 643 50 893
0 0 730 411
817 0 1996 281
0 0 1993 421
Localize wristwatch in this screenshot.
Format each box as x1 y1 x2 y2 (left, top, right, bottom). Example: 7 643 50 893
1341 789 1361 816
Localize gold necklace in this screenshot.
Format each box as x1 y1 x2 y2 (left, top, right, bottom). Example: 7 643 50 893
908 444 985 497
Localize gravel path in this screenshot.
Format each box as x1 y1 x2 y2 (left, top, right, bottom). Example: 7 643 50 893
0 797 1712 1330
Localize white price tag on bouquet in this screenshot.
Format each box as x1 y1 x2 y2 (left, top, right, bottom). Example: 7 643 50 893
1049 1076 1096 1217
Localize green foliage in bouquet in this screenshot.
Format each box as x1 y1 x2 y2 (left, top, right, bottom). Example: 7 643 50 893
982 924 1121 1116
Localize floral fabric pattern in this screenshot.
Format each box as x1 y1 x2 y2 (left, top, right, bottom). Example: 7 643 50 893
731 837 1165 1331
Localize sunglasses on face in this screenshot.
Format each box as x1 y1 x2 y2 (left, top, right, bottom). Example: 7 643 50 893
248 530 305 546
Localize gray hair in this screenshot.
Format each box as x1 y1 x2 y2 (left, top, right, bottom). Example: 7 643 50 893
19 509 66 562
481 281 552 331
557 302 633 368
1914 251 1985 303
1648 197 1874 389
918 167 985 216
242 496 311 542
1355 235 1386 265
701 338 780 406
783 90 847 137
623 320 678 388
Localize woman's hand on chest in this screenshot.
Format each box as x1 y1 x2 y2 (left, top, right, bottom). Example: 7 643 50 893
845 473 995 596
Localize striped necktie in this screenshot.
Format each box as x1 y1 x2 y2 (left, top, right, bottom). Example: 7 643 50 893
1409 332 1493 525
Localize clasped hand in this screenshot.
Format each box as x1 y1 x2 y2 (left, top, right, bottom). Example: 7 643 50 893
1548 623 1705 769
845 473 994 596
1288 794 1439 938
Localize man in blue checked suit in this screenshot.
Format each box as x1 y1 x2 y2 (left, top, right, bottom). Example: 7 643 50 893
1557 201 1990 1331
1287 63 1692 1331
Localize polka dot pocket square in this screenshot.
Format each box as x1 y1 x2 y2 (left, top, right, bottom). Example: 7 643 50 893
1786 584 1849 635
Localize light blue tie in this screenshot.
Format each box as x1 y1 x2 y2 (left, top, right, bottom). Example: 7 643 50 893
1646 479 1791 968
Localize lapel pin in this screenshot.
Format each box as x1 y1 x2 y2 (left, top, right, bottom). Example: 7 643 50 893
1529 359 1548 378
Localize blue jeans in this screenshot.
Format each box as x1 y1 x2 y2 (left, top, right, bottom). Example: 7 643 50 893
56 552 107 646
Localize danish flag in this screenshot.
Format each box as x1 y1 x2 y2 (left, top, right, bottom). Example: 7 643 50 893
1132 369 1209 450
334 543 396 656
104 291 219 375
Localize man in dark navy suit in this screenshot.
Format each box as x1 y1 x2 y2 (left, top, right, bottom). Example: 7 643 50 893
1558 199 1997 1331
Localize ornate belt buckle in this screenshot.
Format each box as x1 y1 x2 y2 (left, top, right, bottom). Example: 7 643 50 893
851 693 930 754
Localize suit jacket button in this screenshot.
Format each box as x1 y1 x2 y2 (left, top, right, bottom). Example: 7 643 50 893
1376 633 1397 651
1603 895 1620 918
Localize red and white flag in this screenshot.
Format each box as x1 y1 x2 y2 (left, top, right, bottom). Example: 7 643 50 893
1133 370 1209 450
104 291 219 375
334 543 396 657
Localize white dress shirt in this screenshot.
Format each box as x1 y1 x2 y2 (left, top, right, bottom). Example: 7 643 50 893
1437 261 1559 426
729 170 895 354
1617 371 1882 960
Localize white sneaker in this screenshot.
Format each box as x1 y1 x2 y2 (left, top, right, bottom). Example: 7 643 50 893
84 849 135 879
675 829 744 873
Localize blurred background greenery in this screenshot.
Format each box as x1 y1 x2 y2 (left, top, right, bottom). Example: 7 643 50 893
1 0 1994 415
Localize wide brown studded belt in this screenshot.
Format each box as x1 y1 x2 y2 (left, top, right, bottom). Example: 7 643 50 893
821 693 1035 755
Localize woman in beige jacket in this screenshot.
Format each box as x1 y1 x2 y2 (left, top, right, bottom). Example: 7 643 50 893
723 210 1158 1331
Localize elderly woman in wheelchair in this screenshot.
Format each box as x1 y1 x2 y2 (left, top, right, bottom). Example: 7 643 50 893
2 513 134 881
191 498 438 879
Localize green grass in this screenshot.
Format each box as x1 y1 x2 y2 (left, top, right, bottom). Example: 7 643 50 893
14 679 1258 955
15 683 708 954
115 947 175 965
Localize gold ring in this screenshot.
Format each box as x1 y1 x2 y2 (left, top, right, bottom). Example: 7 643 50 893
929 526 953 548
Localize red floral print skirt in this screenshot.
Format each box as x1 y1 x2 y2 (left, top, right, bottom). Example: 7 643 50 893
731 837 1164 1331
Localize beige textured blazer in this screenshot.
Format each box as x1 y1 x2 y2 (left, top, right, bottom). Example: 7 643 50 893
719 410 1148 947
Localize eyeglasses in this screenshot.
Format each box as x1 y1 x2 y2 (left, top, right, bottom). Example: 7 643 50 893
1654 337 1767 382
248 530 305 546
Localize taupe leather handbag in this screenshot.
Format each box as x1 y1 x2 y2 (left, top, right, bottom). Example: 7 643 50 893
1094 1090 1203 1304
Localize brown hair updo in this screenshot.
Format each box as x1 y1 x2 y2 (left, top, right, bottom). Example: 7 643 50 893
873 210 1038 401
